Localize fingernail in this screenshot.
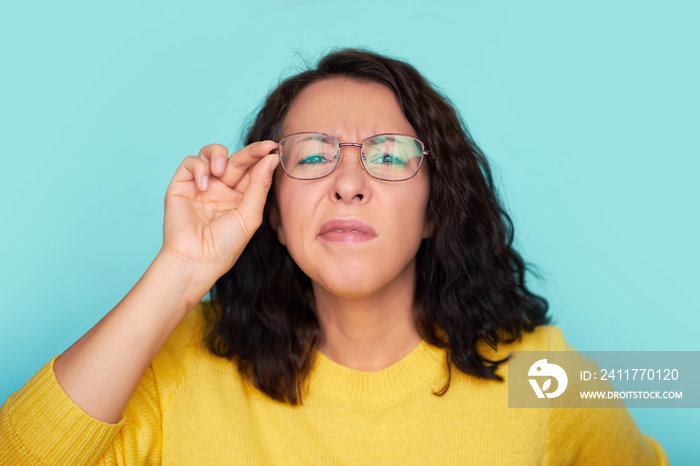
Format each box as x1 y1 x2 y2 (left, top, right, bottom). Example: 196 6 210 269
201 175 209 190
269 154 279 172
216 158 226 174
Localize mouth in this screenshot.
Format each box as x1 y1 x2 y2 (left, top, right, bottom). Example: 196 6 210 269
318 219 377 243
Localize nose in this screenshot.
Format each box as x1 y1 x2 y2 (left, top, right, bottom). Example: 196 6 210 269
330 144 371 203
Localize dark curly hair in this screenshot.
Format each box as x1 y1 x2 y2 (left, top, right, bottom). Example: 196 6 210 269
206 48 549 404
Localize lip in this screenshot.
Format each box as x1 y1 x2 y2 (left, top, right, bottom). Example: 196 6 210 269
318 219 377 244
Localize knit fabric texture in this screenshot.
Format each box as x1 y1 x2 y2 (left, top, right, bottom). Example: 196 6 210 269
1 304 669 465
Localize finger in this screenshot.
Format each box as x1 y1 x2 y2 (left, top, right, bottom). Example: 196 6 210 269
232 171 251 196
236 153 279 230
218 140 278 188
197 144 229 177
172 155 212 192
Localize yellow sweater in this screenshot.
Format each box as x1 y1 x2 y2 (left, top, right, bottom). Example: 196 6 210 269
1 305 668 465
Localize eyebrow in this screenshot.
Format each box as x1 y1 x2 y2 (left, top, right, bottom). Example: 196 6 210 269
297 134 331 143
370 134 409 147
285 133 412 146
367 135 409 146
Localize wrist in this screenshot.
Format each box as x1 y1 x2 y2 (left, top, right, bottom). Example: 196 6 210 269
148 250 219 315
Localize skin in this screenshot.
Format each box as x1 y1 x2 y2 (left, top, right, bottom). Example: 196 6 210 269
271 78 432 371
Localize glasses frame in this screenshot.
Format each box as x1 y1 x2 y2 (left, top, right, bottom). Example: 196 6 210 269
273 131 433 182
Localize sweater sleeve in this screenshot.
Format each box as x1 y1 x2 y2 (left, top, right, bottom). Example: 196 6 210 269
0 307 202 465
0 356 164 465
546 402 669 465
537 327 670 465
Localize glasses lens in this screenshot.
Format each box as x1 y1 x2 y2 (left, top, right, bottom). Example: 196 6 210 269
362 135 424 181
278 133 338 180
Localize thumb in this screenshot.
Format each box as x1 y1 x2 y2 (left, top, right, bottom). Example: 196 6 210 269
237 153 279 232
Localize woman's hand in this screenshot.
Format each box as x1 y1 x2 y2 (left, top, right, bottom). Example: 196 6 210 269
52 141 279 424
160 141 279 283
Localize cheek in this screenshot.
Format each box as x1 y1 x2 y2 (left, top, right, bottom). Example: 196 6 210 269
274 179 319 247
402 178 431 236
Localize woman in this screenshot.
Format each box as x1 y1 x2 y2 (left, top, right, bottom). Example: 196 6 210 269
0 49 667 464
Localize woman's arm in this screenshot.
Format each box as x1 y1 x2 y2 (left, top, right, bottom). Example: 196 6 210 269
52 141 279 424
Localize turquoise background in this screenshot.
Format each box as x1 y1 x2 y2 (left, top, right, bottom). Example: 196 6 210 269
1 1 697 462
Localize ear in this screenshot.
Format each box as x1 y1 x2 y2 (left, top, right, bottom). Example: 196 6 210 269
268 197 287 246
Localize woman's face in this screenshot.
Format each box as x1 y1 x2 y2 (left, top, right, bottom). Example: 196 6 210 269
271 78 432 299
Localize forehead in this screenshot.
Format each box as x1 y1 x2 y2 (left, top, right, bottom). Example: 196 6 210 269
280 78 416 139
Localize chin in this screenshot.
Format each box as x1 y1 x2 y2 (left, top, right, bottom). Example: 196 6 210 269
309 264 416 301
312 276 381 300
292 251 418 301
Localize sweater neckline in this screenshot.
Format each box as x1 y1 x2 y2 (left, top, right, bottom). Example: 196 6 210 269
308 340 447 405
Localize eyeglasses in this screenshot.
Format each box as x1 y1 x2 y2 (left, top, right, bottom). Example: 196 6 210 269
273 132 432 182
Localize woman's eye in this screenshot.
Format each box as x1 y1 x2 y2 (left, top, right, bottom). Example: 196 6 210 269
298 154 330 165
369 154 407 166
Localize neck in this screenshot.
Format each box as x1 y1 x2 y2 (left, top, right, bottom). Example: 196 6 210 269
312 263 422 372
